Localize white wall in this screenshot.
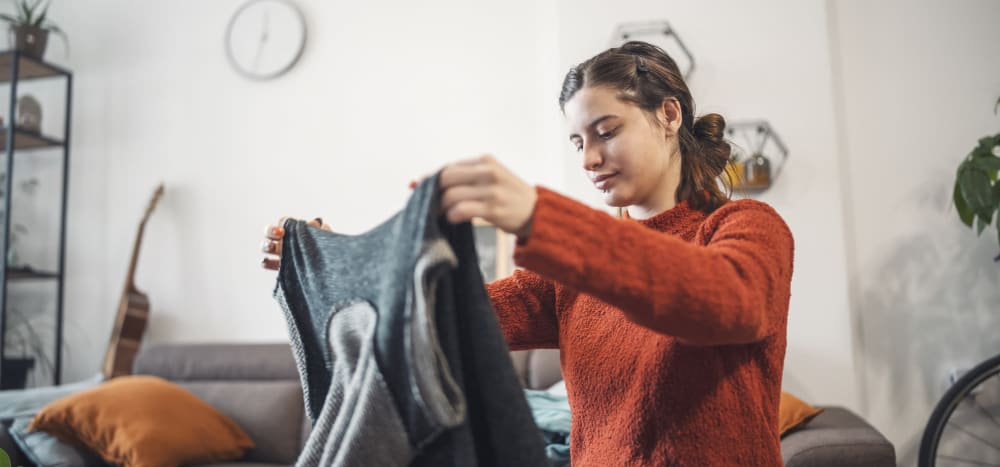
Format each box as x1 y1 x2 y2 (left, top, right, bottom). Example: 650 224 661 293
830 0 1000 463
38 0 564 383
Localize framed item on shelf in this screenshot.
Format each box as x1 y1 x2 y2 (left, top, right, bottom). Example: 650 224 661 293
471 219 514 283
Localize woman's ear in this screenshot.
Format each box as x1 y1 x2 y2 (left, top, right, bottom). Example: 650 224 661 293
658 98 682 134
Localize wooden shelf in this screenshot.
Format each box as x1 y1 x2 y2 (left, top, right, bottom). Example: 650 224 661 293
0 127 64 151
5 267 59 280
0 52 70 83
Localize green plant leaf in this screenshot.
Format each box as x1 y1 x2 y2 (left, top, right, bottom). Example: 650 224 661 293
972 155 1000 173
978 207 995 234
977 215 988 235
0 14 19 24
955 180 976 227
18 0 30 23
995 96 1000 115
996 211 1000 260
960 168 993 217
23 0 38 24
33 0 48 27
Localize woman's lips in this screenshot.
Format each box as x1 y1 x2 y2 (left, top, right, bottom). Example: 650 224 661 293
594 173 618 190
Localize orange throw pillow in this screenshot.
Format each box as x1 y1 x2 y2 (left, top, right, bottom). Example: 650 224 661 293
28 375 254 467
779 391 824 437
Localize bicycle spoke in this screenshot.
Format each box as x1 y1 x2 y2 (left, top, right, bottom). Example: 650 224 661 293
938 454 1000 466
971 397 1000 433
946 421 1000 454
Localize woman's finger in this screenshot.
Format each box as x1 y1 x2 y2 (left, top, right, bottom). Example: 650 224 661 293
445 200 487 224
265 226 284 240
261 257 280 270
261 239 282 256
439 162 496 191
441 185 493 214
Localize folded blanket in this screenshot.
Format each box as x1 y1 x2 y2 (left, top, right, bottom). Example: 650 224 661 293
524 388 571 467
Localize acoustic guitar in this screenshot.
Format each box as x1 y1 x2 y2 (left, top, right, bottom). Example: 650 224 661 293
102 183 164 379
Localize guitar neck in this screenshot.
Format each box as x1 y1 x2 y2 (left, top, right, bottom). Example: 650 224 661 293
124 221 148 291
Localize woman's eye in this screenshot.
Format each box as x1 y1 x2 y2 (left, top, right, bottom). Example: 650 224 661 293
598 130 615 140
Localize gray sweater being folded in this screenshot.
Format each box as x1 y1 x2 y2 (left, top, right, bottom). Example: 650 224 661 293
273 173 549 467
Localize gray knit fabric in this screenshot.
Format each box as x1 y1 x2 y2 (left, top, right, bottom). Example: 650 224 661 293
273 173 549 467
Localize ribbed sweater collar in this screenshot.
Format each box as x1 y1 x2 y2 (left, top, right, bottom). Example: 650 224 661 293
623 200 706 235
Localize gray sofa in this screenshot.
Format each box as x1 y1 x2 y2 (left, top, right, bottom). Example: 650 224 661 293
1 343 895 466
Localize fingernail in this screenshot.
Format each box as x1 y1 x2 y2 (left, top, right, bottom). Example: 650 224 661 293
313 217 323 225
272 226 285 237
261 240 273 253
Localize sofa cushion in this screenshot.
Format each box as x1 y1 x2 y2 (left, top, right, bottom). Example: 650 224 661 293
28 375 254 467
780 391 824 436
181 380 304 465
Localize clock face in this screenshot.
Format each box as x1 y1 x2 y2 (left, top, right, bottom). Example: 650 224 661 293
226 0 307 80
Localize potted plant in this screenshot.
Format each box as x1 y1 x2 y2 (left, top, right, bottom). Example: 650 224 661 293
0 0 66 59
1 306 54 389
952 96 1000 262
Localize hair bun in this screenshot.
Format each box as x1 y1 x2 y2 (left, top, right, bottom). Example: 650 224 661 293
691 113 731 175
692 113 726 142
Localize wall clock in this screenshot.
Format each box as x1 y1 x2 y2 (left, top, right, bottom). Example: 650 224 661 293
225 0 307 80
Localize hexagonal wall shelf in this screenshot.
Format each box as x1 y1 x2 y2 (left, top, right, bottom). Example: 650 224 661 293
610 21 696 80
724 120 789 193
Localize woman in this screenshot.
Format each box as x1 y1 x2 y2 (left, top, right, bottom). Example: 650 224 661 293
263 41 793 466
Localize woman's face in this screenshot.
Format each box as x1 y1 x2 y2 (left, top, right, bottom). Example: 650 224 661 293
564 86 682 212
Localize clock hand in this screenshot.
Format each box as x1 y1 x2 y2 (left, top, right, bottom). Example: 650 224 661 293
252 8 270 72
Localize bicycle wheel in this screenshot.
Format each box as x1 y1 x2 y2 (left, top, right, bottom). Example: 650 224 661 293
920 352 1000 467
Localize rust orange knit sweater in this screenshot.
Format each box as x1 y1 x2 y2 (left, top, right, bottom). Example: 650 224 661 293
486 187 794 466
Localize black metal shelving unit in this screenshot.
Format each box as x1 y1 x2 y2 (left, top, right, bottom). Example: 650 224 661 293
0 50 72 389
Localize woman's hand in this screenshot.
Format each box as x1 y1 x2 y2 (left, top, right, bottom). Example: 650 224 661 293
433 154 537 238
261 217 330 270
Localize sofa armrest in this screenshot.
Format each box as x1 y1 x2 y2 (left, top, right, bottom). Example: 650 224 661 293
781 407 895 467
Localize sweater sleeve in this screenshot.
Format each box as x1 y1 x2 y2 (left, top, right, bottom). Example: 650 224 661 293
484 269 560 350
513 186 794 346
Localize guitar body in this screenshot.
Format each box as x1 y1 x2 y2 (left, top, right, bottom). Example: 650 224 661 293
101 184 163 380
102 288 150 378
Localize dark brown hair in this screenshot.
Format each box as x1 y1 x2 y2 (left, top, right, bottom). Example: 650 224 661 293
559 41 731 213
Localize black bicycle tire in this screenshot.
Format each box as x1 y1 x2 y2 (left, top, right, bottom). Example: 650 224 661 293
919 352 1000 467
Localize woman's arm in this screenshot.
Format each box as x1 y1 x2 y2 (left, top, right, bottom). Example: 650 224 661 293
485 269 559 350
514 187 794 346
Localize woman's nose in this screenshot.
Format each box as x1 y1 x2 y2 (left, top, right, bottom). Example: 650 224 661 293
582 147 604 171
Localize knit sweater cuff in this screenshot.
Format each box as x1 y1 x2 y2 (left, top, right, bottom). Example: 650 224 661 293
513 186 602 281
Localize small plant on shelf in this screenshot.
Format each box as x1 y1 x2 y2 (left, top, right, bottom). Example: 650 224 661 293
0 0 67 59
